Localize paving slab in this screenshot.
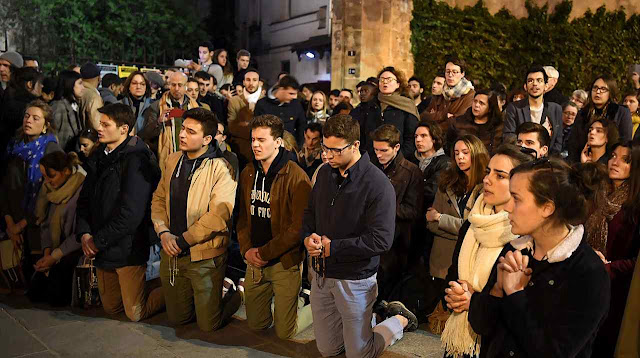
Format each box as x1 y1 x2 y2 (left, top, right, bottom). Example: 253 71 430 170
0 308 48 357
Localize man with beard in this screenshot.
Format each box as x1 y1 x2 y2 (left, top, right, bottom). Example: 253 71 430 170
408 76 428 114
504 65 563 154
227 68 264 168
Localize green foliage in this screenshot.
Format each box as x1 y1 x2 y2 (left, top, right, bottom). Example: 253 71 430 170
411 0 640 98
0 0 208 71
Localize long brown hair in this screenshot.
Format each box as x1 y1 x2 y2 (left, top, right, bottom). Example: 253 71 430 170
213 49 233 76
439 134 490 196
306 90 328 118
610 141 640 225
122 71 151 99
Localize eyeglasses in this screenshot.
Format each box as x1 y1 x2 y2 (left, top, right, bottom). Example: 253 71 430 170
321 142 353 156
445 70 461 76
130 81 146 87
379 77 397 84
563 111 577 117
592 86 609 93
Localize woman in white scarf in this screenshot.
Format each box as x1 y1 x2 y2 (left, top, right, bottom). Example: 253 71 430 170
440 144 533 358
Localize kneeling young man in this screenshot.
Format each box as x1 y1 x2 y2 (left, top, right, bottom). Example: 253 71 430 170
238 114 313 339
151 108 240 331
303 114 417 358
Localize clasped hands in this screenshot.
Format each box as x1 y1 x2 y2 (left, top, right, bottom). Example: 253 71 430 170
493 250 533 297
304 233 331 258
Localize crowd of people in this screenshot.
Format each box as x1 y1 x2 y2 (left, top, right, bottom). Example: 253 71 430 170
0 44 639 358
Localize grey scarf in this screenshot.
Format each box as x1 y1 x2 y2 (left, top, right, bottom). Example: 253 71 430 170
443 77 474 101
415 148 445 171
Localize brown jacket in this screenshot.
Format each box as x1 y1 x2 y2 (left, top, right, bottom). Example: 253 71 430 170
151 151 237 262
427 184 483 279
421 90 475 138
446 108 504 155
227 93 264 165
237 159 311 269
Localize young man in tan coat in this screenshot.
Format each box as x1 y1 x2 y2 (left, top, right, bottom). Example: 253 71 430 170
151 108 240 332
237 114 312 339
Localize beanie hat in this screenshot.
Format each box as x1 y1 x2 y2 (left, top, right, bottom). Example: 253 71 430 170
0 51 24 68
80 62 101 79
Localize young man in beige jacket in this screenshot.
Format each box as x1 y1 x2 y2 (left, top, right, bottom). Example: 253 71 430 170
151 107 240 331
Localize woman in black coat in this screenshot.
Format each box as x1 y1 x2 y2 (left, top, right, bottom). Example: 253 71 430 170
465 158 610 357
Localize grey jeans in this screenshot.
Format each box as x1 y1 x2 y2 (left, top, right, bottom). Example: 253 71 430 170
310 273 404 358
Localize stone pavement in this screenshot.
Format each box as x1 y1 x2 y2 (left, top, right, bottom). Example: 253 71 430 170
0 294 444 358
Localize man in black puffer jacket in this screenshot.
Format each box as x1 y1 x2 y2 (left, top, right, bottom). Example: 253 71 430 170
76 103 164 322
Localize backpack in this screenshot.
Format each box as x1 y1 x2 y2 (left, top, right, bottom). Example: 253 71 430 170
386 273 429 324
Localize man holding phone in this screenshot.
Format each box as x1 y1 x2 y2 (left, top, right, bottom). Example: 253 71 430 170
139 72 200 165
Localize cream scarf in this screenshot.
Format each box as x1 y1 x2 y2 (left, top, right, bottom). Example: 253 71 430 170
441 194 516 357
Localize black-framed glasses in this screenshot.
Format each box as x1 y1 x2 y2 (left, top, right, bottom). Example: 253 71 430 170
321 142 353 156
592 86 609 93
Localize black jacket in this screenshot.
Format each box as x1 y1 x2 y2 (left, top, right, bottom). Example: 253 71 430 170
302 152 396 280
76 136 161 269
407 151 450 208
254 97 307 145
468 232 610 358
199 93 227 126
358 99 419 160
0 89 39 160
566 102 633 162
543 87 568 106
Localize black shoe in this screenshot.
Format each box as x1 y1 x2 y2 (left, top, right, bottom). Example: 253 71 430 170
386 301 418 332
373 300 389 320
299 288 311 306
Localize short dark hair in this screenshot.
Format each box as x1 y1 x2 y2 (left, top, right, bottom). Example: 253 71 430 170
277 75 300 91
98 103 136 129
445 56 467 74
199 41 214 52
416 120 444 151
340 88 353 97
183 108 218 137
329 89 341 97
13 67 44 92
323 114 360 143
194 71 212 81
187 77 199 86
371 124 401 147
79 127 98 142
408 76 424 89
356 81 367 89
306 122 323 136
333 102 353 114
42 77 57 94
244 68 259 79
588 117 619 150
220 83 232 92
250 114 284 139
524 65 549 84
101 73 121 88
516 122 551 148
237 49 251 59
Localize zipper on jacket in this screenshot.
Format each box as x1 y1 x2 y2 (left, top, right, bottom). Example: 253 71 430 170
330 179 348 206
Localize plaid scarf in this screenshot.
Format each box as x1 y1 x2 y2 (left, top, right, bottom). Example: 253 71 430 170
443 78 474 101
586 181 629 253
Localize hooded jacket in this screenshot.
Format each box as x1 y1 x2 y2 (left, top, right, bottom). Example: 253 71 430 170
237 149 311 269
76 136 161 269
254 97 307 145
151 144 236 262
98 87 118 105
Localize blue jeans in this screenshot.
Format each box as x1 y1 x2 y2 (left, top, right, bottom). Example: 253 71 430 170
310 273 404 358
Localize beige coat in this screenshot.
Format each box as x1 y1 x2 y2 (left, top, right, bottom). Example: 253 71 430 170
151 151 237 262
427 184 483 279
80 81 103 130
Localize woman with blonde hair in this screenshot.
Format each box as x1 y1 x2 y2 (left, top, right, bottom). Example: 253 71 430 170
425 134 489 312
306 91 329 124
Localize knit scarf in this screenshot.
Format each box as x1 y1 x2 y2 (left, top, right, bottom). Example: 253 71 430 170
441 194 517 358
586 181 629 253
377 92 420 119
415 148 445 172
8 134 58 214
157 91 199 168
442 78 474 101
35 168 85 249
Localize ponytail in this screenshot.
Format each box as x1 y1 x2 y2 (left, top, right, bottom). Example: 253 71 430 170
39 151 81 173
